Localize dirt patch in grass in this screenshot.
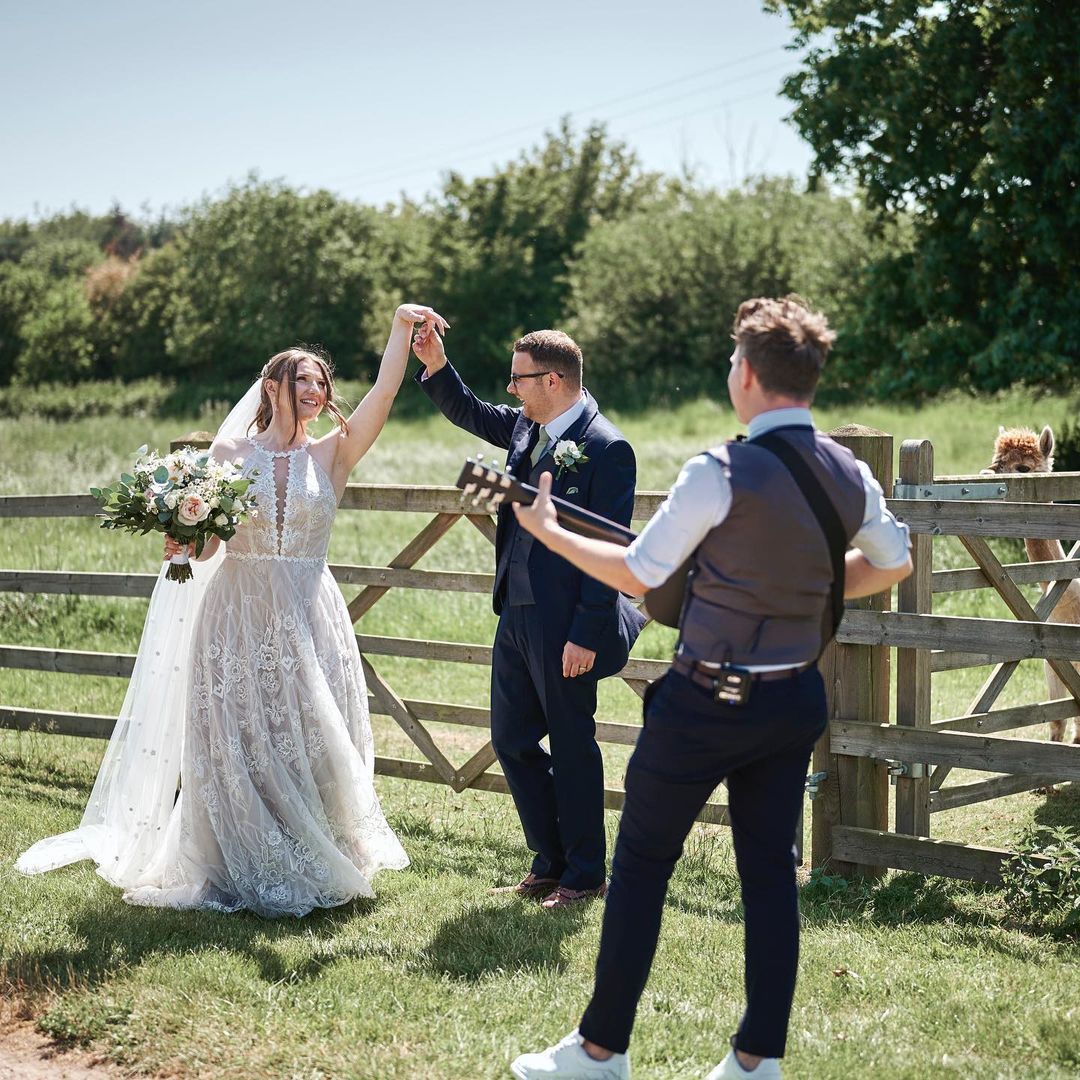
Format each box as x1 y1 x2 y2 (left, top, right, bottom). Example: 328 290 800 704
0 1019 122 1079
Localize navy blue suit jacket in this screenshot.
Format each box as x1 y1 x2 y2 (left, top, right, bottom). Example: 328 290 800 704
417 362 646 678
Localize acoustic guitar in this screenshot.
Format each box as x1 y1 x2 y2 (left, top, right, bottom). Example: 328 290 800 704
453 458 690 627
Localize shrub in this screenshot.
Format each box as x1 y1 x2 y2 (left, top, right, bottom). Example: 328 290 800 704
1001 825 1080 932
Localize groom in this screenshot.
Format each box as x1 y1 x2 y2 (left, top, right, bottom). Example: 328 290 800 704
414 326 646 909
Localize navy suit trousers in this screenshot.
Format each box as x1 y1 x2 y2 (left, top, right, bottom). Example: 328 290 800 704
578 666 827 1057
490 604 606 890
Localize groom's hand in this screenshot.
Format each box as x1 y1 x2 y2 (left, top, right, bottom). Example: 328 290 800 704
412 322 448 376
562 641 596 678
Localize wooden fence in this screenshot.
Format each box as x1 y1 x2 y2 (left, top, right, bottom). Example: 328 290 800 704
2 429 1080 883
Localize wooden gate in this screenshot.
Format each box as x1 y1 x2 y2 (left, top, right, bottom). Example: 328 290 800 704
815 438 1080 882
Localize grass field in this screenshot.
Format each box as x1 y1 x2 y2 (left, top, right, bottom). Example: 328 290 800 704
2 381 1079 1078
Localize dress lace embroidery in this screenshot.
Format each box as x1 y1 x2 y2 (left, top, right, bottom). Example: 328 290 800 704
121 440 408 917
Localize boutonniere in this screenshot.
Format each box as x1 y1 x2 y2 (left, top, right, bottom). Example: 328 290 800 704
552 439 589 479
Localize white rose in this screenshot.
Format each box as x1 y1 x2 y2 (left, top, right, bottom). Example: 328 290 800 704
164 490 181 509
214 512 228 526
177 493 211 526
208 495 220 509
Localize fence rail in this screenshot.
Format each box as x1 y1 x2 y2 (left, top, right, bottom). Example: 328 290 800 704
4 445 1080 882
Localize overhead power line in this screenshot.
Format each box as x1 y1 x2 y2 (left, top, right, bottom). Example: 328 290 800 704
320 44 793 192
329 79 788 196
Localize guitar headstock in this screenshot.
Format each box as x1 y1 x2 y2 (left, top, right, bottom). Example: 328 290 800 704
454 457 533 513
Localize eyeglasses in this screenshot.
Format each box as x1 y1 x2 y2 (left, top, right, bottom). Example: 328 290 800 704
508 371 560 386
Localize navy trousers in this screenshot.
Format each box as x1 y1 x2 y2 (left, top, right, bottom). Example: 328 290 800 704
490 604 607 891
578 666 827 1058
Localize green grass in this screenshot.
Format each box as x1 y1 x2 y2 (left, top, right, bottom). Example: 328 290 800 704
2 383 1079 1078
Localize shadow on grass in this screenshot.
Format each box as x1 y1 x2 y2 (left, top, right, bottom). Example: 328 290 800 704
1033 780 1080 827
4 891 388 997
0 760 96 800
420 899 589 980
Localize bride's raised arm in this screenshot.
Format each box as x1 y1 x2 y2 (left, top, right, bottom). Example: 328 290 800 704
322 304 448 485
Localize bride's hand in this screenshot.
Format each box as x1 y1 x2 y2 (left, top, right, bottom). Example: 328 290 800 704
396 304 449 336
163 536 196 561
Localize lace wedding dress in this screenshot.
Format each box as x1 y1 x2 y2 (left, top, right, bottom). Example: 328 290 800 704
18 427 408 918
124 439 409 915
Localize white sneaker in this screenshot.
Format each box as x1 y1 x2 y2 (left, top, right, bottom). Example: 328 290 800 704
704 1049 782 1080
510 1030 630 1079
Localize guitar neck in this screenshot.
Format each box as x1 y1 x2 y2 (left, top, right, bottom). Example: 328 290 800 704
517 483 636 547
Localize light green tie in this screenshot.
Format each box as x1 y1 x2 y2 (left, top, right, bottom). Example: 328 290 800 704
530 426 549 468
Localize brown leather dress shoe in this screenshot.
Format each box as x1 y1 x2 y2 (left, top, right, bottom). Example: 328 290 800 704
488 873 560 899
540 882 608 909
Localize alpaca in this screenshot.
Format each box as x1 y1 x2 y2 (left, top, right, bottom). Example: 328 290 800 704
982 424 1080 744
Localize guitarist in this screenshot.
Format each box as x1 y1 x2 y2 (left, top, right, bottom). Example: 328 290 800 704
412 326 646 909
509 297 912 1080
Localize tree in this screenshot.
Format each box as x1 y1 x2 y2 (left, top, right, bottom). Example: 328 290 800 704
423 121 660 387
163 179 386 380
767 0 1080 396
567 178 883 400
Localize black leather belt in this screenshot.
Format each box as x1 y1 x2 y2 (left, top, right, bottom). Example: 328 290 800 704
671 657 814 693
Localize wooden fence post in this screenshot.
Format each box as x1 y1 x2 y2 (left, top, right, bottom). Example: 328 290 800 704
170 431 214 452
895 439 934 836
812 425 892 878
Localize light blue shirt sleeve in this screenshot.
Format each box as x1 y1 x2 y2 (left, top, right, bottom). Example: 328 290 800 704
852 460 911 568
625 454 731 588
624 450 909 588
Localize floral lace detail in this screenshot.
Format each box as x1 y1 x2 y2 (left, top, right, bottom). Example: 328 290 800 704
125 449 409 917
227 442 337 561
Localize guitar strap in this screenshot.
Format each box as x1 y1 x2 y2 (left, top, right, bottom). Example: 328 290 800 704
750 431 848 654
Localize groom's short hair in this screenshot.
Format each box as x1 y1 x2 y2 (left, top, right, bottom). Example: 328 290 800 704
514 329 583 390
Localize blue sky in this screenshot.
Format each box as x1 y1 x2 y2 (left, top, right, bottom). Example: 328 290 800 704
2 0 813 221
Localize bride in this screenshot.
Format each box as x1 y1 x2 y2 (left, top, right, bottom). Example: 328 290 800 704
17 303 447 917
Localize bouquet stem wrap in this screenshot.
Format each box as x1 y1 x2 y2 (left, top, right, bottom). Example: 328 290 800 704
167 549 193 583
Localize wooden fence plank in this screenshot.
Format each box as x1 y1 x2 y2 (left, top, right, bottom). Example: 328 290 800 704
932 697 1080 735
0 569 158 597
836 609 1080 659
933 471 1080 502
888 499 1080 539
361 657 458 787
829 719 1080 780
331 564 493 593
0 645 135 677
374 754 729 823
933 560 1080 593
346 512 461 621
354 633 670 681
0 495 99 518
0 706 116 738
830 826 1043 884
958 535 1080 703
931 773 1070 813
368 695 644 747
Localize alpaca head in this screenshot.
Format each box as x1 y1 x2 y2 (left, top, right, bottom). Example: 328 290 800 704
981 425 1055 475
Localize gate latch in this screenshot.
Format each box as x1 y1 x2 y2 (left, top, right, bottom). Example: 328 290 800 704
885 760 926 782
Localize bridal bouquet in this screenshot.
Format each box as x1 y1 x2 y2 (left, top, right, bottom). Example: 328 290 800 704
93 444 259 582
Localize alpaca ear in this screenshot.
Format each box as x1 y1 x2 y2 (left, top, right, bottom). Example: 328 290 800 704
998 425 1006 436
1040 425 1054 457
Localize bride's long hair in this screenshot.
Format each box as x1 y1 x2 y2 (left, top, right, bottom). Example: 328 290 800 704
250 347 350 442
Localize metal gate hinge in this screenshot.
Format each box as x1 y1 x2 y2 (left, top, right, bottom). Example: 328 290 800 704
805 770 828 800
891 481 1007 501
